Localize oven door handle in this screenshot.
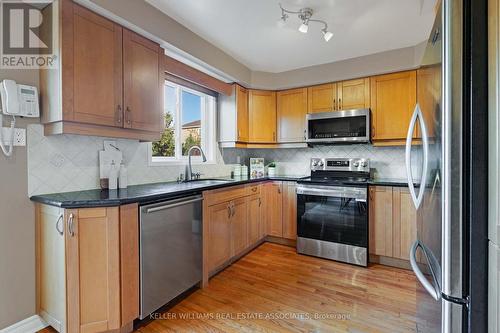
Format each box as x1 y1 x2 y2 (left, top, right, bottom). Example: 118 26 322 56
296 186 366 199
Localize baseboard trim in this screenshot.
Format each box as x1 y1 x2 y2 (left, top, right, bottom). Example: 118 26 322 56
0 315 48 333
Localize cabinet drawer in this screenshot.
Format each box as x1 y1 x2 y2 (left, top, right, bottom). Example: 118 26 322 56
205 185 247 206
246 184 261 196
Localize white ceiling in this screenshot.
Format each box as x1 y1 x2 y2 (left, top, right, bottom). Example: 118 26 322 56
146 0 438 73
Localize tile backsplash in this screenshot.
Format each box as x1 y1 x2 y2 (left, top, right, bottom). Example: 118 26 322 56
27 124 238 196
27 124 406 196
243 145 406 178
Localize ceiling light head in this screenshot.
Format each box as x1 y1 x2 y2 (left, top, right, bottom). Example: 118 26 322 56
322 29 333 42
299 21 309 33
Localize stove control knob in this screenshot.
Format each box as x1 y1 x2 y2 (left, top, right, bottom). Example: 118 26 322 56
312 160 318 167
361 161 368 168
318 161 324 167
353 161 360 167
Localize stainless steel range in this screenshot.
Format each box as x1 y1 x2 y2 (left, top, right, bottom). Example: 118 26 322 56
296 157 370 266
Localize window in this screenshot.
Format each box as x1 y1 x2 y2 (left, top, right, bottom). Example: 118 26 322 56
151 81 216 164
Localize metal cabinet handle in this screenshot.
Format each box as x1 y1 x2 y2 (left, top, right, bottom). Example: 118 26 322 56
227 204 232 218
231 203 235 217
405 103 429 209
251 187 257 192
303 129 307 140
333 98 336 110
55 214 64 236
258 198 262 207
339 98 342 110
116 105 122 124
125 106 132 125
67 213 75 237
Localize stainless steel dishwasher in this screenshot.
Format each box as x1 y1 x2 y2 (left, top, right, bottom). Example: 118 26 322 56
139 194 203 319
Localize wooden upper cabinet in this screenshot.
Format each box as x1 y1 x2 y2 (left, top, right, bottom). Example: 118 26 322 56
123 29 164 133
277 88 307 143
370 70 417 144
337 78 370 110
369 186 393 257
282 182 297 240
207 201 232 273
248 90 277 143
236 85 249 142
307 83 337 113
66 207 121 333
40 0 164 141
71 4 123 127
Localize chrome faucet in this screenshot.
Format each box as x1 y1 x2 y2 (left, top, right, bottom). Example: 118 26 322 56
185 145 207 181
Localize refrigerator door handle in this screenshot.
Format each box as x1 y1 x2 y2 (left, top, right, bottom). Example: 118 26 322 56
409 240 441 301
405 103 429 209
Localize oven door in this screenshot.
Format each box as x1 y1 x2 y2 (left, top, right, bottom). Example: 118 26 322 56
306 109 370 143
296 184 368 265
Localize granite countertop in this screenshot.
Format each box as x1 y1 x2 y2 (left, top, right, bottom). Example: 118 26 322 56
29 175 309 208
30 175 410 208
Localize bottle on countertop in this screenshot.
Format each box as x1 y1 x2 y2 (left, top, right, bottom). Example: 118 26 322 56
109 160 118 190
119 159 128 189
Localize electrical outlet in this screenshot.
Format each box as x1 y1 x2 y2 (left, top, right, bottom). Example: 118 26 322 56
14 128 26 146
1 127 26 146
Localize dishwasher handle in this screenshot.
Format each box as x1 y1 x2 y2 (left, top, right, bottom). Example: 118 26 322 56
144 195 203 214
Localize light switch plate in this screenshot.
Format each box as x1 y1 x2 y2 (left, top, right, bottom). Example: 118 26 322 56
1 127 26 146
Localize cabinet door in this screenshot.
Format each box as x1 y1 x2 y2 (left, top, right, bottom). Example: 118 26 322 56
247 194 262 245
307 83 337 113
231 198 248 257
236 85 249 142
277 88 307 143
265 182 283 237
207 202 232 273
392 187 418 260
70 4 123 127
36 204 66 332
337 78 370 110
370 71 417 143
282 182 297 240
123 29 164 133
248 90 277 142
66 207 120 333
369 186 393 256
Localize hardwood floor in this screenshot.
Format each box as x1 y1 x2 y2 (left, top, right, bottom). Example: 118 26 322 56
39 242 420 333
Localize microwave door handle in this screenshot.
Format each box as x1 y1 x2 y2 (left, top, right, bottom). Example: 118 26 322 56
405 103 428 209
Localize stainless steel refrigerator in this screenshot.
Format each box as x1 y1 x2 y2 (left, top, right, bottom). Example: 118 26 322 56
405 0 488 332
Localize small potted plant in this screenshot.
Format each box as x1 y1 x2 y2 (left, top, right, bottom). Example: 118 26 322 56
267 162 277 177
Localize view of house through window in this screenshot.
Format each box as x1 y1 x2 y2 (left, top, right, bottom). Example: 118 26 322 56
152 81 216 163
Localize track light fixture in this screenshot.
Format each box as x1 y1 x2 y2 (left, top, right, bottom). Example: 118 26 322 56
279 3 333 42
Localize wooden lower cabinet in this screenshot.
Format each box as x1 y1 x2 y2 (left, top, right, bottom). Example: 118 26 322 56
204 185 264 278
369 186 419 264
282 182 297 240
231 198 249 257
247 194 262 245
264 182 283 237
36 203 139 333
206 201 232 273
369 186 394 257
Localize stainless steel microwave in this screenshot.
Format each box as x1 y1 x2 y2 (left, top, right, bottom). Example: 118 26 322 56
306 108 370 144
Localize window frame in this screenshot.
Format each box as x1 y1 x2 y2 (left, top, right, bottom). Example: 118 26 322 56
149 81 217 166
